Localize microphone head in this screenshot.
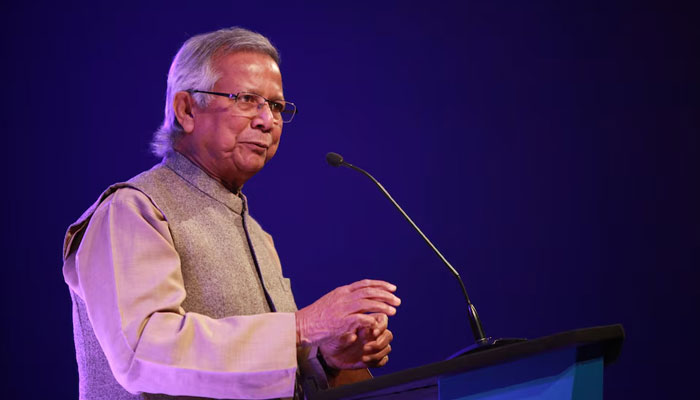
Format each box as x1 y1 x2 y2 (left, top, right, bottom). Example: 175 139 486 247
326 152 344 167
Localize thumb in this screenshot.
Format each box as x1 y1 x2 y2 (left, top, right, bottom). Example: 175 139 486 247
340 332 358 346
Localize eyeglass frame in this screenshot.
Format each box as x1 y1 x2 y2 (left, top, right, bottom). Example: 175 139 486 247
187 89 298 123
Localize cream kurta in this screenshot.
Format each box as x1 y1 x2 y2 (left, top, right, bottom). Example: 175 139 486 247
62 153 311 399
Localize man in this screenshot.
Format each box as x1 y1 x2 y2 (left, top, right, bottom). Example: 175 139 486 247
62 27 400 399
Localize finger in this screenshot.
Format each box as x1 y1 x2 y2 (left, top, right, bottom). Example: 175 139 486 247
362 345 392 364
369 313 388 337
350 287 402 307
363 329 393 352
347 279 397 293
337 299 396 319
346 313 383 332
338 331 358 346
357 326 373 341
351 299 397 316
374 355 389 367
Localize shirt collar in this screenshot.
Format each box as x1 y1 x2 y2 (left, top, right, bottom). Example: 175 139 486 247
163 151 246 215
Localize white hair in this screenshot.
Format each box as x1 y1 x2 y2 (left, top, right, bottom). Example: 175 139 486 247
151 27 280 157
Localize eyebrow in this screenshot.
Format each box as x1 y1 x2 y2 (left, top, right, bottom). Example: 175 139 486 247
239 89 285 102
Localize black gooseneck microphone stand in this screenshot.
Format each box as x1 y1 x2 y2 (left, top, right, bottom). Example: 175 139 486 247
326 152 525 356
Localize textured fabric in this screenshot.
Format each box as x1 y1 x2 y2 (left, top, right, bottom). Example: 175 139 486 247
62 152 306 399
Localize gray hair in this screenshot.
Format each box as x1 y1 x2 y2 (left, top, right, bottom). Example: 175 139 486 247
151 27 280 157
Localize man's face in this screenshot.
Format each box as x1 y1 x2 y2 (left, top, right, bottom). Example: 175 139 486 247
186 51 284 189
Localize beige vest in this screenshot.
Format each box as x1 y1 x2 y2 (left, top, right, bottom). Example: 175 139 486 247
63 153 299 399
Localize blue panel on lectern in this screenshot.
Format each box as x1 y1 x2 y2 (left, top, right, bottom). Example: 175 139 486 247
439 348 603 400
572 357 604 399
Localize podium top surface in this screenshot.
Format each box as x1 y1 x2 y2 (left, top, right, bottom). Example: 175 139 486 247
311 324 625 400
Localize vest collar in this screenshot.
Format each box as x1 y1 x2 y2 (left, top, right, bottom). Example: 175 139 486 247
163 151 246 215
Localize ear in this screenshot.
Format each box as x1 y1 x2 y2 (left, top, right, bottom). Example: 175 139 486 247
173 91 196 133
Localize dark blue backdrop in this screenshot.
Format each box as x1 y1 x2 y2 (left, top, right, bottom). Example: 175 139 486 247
2 1 698 398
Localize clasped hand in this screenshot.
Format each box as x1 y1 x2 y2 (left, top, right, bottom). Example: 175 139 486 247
295 279 400 370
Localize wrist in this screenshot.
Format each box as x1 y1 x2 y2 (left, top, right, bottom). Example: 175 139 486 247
294 311 302 346
295 310 310 347
317 348 340 377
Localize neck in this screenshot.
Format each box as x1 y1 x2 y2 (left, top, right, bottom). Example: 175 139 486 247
171 148 244 194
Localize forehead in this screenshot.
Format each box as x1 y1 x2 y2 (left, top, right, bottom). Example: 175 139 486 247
212 51 283 92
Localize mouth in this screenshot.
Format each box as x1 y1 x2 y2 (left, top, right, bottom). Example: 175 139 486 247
240 141 269 153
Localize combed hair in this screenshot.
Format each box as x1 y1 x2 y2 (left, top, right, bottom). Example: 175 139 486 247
151 27 280 158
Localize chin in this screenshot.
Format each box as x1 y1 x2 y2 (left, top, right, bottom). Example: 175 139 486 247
239 161 266 175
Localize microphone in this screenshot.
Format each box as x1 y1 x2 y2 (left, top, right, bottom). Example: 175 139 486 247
326 152 344 167
325 152 524 355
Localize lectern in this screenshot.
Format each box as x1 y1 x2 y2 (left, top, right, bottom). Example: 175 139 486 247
310 324 624 400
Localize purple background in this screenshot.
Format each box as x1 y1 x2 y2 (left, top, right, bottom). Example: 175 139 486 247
2 1 698 398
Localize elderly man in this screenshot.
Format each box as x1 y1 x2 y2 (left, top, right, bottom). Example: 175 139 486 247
62 27 400 399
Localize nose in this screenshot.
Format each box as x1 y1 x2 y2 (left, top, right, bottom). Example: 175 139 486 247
251 102 275 131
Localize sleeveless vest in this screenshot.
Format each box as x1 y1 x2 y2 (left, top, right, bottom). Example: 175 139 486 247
62 153 299 399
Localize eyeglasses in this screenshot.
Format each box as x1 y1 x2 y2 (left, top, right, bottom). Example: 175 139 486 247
188 89 297 123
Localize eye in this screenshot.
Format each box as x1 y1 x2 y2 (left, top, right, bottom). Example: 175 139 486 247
269 101 285 113
238 93 259 104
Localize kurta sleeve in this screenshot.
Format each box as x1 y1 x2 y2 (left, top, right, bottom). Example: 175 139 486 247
69 188 298 399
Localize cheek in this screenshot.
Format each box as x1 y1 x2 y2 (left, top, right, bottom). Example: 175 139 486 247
220 120 250 149
266 131 282 160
